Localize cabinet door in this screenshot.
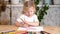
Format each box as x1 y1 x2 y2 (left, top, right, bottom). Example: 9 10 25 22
11 6 23 24
0 7 10 25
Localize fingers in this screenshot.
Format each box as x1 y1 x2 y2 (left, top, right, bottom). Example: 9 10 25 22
20 18 28 24
20 18 25 23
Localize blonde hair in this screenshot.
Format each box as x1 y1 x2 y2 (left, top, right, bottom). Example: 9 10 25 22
23 1 36 13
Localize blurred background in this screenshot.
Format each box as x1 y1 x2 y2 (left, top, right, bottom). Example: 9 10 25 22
0 0 60 27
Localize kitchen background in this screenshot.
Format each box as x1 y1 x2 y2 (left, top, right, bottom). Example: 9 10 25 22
0 0 60 27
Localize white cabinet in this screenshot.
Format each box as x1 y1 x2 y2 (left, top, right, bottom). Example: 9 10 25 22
11 0 20 4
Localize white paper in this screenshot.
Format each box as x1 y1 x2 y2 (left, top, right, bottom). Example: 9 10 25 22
17 26 43 32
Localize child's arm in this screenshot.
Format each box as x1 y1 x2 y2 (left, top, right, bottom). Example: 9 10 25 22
14 21 24 27
24 21 39 26
14 21 29 27
26 21 39 26
20 15 39 26
20 18 39 26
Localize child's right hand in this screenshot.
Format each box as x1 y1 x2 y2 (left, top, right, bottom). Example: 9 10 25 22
20 18 30 27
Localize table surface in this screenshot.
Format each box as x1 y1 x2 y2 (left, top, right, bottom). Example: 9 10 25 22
0 25 60 34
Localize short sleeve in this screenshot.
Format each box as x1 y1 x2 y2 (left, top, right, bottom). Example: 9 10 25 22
33 15 39 22
17 15 24 23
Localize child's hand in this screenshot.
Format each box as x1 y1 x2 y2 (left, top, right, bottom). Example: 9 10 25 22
20 18 29 24
20 18 31 27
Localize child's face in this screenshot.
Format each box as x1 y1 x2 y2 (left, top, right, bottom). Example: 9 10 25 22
25 7 35 17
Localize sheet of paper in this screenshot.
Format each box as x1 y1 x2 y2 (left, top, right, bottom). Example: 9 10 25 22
17 26 43 32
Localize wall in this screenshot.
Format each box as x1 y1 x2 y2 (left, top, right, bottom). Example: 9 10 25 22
42 5 60 27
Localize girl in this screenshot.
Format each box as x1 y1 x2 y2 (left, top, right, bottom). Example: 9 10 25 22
15 1 39 27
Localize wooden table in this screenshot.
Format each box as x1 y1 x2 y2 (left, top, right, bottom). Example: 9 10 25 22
0 25 60 34
0 25 17 32
43 26 60 34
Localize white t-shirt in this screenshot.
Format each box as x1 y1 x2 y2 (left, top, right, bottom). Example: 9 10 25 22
17 14 39 23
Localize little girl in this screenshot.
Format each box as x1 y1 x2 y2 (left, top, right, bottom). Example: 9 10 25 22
15 1 39 27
